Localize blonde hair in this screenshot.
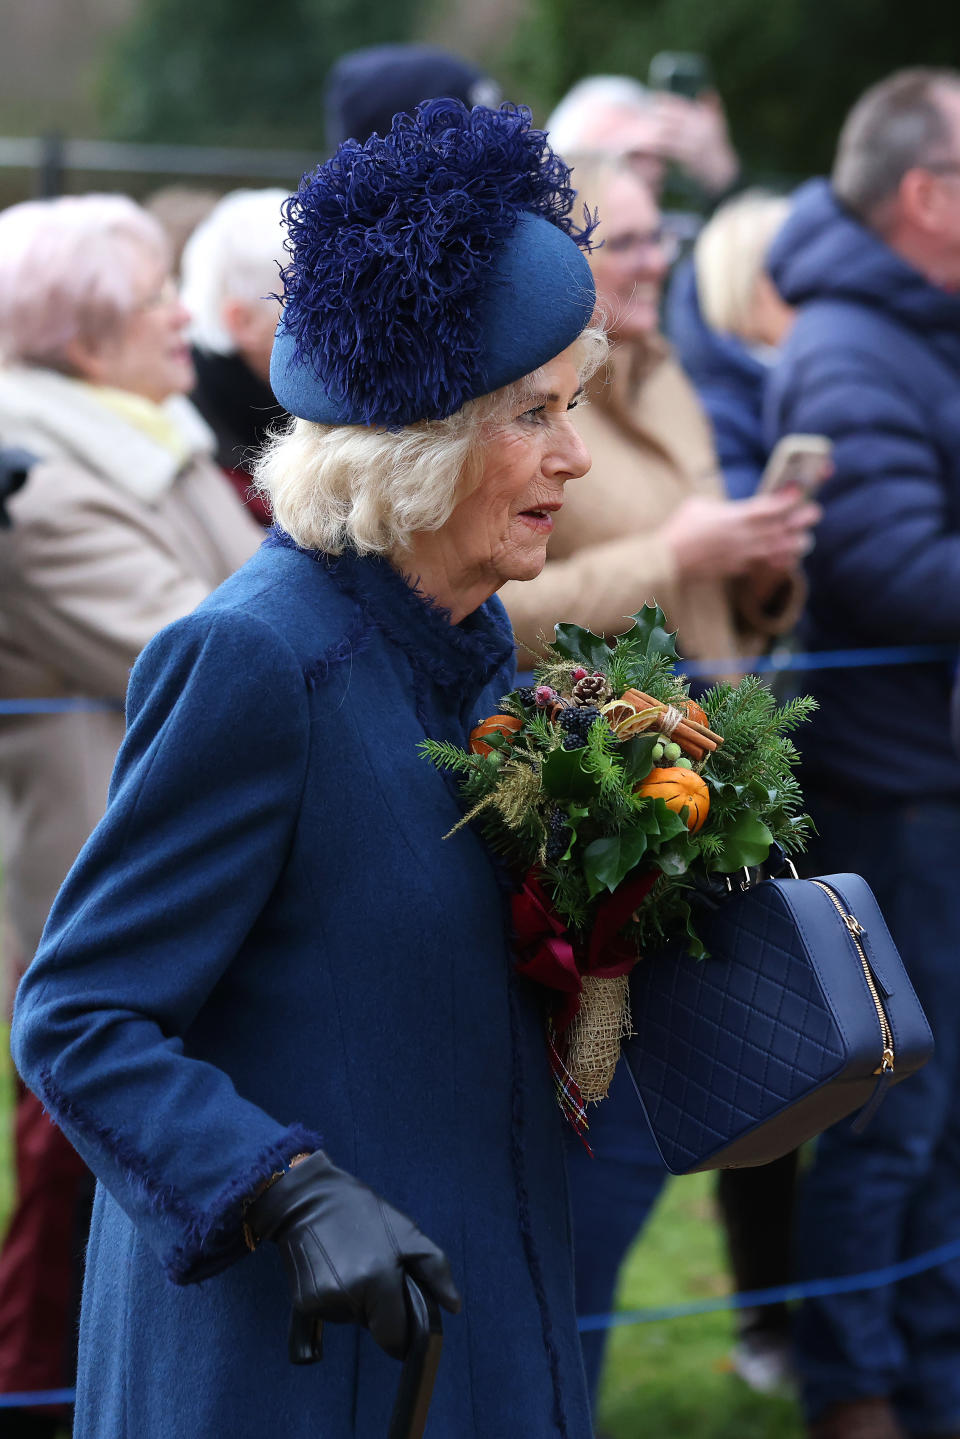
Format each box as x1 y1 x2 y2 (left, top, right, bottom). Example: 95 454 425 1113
254 325 607 556
0 194 169 369
693 190 790 337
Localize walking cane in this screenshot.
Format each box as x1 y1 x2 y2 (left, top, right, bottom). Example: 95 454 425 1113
387 1276 443 1439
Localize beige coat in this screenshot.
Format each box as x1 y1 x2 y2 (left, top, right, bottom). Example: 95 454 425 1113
0 366 261 972
500 339 802 667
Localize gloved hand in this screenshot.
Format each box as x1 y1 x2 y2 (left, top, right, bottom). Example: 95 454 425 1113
245 1150 461 1364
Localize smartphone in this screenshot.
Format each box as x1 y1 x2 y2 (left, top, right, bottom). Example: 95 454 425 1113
648 52 714 100
759 434 833 498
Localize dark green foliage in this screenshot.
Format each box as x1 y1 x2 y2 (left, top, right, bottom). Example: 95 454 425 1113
98 0 418 149
499 0 960 182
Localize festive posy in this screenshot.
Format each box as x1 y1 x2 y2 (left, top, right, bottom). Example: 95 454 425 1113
422 605 815 1128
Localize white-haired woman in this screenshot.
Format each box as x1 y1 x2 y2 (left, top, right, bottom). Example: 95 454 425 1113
666 190 794 498
12 104 606 1439
0 192 261 1428
180 188 290 523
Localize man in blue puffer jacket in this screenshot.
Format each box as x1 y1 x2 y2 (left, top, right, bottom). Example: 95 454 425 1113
766 68 960 1439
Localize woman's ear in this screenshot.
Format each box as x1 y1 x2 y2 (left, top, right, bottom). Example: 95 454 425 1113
62 333 110 385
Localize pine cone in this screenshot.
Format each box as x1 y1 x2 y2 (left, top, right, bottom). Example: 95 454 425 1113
572 674 609 706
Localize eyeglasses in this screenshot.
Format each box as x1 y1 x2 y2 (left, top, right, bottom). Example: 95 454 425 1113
602 228 681 264
132 277 180 312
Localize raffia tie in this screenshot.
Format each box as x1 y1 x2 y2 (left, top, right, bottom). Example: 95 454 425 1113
564 974 635 1104
659 705 684 737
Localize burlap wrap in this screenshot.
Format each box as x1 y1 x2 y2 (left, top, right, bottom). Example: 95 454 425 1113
564 973 634 1103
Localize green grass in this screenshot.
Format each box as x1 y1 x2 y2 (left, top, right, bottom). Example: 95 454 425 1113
0 1033 804 1437
598 1173 804 1439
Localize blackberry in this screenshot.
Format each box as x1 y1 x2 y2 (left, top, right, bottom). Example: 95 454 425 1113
545 808 571 863
562 732 587 749
514 686 537 707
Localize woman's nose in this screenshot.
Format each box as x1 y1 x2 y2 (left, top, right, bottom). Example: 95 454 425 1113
547 421 591 482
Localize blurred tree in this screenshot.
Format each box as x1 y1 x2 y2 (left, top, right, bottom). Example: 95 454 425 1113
502 0 960 181
99 0 419 149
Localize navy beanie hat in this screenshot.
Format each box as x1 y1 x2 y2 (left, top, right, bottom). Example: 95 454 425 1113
324 44 501 152
270 100 598 429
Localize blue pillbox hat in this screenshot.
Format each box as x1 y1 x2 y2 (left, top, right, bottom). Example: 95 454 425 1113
270 100 597 429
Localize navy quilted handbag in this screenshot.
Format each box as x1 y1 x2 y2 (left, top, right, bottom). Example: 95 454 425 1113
622 873 934 1174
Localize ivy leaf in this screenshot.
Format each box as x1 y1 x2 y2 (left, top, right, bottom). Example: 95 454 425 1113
560 803 591 863
654 833 699 876
583 828 652 897
682 901 708 961
541 745 601 802
619 603 681 664
640 797 690 850
583 800 687 896
549 621 612 672
619 733 661 785
708 812 774 873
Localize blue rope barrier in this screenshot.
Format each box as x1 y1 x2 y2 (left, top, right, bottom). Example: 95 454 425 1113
0 698 122 715
577 1234 960 1332
0 643 956 716
0 1235 958 1404
681 642 957 678
0 1387 75 1407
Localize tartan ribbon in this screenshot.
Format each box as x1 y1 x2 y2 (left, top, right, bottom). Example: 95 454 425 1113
512 868 659 1139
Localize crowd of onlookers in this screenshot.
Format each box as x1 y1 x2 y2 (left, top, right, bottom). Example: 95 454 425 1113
1 40 960 1439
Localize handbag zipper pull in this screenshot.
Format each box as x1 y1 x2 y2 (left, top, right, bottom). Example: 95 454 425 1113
851 1051 895 1135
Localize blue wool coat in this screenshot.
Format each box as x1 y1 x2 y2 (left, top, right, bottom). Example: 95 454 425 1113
11 535 593 1439
665 260 772 500
765 179 960 798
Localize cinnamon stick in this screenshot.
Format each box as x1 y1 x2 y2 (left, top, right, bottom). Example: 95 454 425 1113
621 689 722 754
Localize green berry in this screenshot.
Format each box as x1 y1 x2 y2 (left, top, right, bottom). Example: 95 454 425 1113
652 743 665 761
675 756 693 769
664 741 682 761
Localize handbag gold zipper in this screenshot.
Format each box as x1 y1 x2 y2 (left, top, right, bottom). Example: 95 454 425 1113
810 880 895 1075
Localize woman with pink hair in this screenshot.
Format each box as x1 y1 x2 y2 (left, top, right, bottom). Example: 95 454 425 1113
0 193 260 1434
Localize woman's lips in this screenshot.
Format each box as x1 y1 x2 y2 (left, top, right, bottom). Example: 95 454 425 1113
518 506 558 533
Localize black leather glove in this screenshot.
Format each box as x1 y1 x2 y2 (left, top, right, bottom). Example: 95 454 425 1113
245 1151 461 1364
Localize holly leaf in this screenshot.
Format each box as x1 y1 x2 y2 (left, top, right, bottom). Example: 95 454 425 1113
549 621 612 672
620 603 681 664
708 813 774 872
541 745 601 802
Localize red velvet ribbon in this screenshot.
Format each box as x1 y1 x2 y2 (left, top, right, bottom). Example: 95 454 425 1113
512 868 658 1032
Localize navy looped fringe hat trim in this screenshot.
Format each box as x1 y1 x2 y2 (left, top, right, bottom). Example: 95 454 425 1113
270 100 598 428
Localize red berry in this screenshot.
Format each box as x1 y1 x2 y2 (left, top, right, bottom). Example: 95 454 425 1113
535 685 556 705
572 667 589 682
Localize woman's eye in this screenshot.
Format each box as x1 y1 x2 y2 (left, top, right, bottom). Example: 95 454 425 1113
519 405 547 424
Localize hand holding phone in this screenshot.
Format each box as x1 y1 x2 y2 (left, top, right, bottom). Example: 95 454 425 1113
759 435 833 499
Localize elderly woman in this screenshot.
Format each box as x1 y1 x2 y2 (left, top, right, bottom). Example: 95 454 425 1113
12 104 605 1438
180 188 289 523
0 193 260 1426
